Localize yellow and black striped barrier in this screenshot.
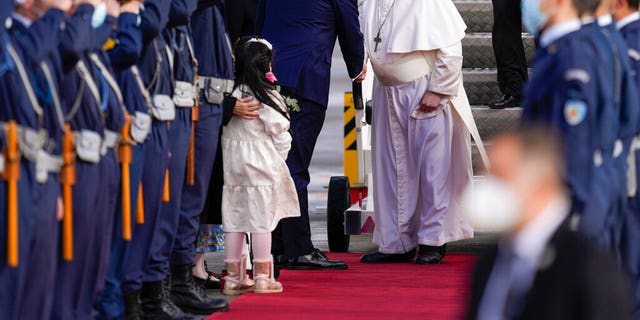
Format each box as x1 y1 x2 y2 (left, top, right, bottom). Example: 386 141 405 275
343 92 358 186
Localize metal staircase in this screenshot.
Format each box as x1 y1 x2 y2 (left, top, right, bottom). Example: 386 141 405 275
455 0 534 172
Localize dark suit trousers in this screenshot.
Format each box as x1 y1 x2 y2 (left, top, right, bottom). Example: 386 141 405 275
271 88 323 258
492 0 528 97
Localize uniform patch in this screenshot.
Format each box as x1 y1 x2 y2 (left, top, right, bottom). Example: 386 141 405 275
564 100 587 126
564 69 590 83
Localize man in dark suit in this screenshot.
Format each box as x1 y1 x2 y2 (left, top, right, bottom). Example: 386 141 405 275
224 0 258 43
256 0 365 270
489 0 527 109
466 128 632 320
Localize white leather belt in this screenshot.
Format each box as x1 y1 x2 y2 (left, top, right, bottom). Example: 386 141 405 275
35 150 63 183
101 129 121 156
18 127 47 163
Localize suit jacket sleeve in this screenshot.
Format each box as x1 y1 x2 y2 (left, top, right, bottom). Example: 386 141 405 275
333 0 364 80
254 0 266 35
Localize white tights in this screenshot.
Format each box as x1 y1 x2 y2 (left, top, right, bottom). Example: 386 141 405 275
225 232 272 261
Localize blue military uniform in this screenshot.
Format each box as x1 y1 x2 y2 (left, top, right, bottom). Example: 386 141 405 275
175 0 231 268
120 0 173 304
4 6 90 319
256 0 364 260
578 17 640 255
97 10 148 320
617 13 640 320
144 0 196 289
85 15 129 315
0 16 57 320
522 19 601 224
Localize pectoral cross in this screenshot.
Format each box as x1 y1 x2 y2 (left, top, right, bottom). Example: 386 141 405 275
374 30 382 52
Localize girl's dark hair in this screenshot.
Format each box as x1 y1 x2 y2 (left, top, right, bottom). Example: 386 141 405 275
233 38 288 119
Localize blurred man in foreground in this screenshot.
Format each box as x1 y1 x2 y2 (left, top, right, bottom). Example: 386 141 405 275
466 127 631 320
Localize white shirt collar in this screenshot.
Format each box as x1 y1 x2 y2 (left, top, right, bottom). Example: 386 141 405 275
508 196 570 268
617 12 640 30
598 14 614 27
540 19 582 48
11 12 32 28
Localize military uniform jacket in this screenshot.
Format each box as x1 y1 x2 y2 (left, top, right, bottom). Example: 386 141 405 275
522 23 600 215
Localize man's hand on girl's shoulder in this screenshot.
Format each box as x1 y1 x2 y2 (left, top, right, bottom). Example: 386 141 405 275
234 97 262 120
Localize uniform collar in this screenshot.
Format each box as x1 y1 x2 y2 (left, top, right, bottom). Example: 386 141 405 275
508 196 570 269
598 14 614 27
617 12 640 30
11 12 32 28
540 19 582 48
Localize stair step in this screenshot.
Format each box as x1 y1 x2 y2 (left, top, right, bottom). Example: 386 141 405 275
471 105 522 140
463 33 535 69
455 0 494 33
463 69 500 105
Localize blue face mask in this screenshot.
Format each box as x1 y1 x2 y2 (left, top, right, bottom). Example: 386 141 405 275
91 2 107 29
521 0 549 34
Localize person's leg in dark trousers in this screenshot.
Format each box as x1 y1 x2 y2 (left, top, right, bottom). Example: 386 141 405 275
490 0 528 108
144 108 191 285
170 100 228 315
272 88 346 270
97 143 145 320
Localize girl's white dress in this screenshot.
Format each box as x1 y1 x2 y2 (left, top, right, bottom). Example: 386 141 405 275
221 85 300 233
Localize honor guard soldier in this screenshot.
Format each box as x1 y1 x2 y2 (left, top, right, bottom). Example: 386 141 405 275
594 0 639 258
520 0 603 227
96 1 151 319
0 2 67 319
149 0 228 317
5 0 90 319
51 0 128 318
614 1 640 317
116 0 176 318
575 0 639 255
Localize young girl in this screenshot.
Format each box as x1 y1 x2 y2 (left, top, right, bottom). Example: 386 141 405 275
221 38 299 295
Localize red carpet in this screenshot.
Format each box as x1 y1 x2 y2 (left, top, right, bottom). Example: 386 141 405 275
208 253 477 320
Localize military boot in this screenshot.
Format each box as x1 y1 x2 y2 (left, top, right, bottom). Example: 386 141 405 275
140 279 192 319
170 264 229 315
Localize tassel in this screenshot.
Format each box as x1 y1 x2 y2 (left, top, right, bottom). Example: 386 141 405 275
61 124 76 261
136 184 144 224
119 115 133 241
186 106 199 186
3 122 20 267
163 168 170 202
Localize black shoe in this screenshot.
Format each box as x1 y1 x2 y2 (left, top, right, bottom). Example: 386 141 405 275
360 248 416 263
193 274 221 290
415 244 446 265
170 264 229 315
488 95 521 109
123 289 142 320
139 280 192 320
288 248 348 270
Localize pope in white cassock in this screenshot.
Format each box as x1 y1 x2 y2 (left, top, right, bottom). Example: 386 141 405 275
359 0 488 264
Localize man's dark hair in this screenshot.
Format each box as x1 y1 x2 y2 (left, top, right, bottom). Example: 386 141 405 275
629 0 640 10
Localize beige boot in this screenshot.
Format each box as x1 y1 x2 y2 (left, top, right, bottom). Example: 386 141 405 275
253 258 283 294
222 259 254 295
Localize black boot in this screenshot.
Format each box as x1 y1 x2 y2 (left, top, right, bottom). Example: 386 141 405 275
140 279 191 320
415 244 446 265
170 264 229 315
123 290 141 320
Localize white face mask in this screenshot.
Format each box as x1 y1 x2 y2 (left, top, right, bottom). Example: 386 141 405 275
462 177 522 232
91 2 107 29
